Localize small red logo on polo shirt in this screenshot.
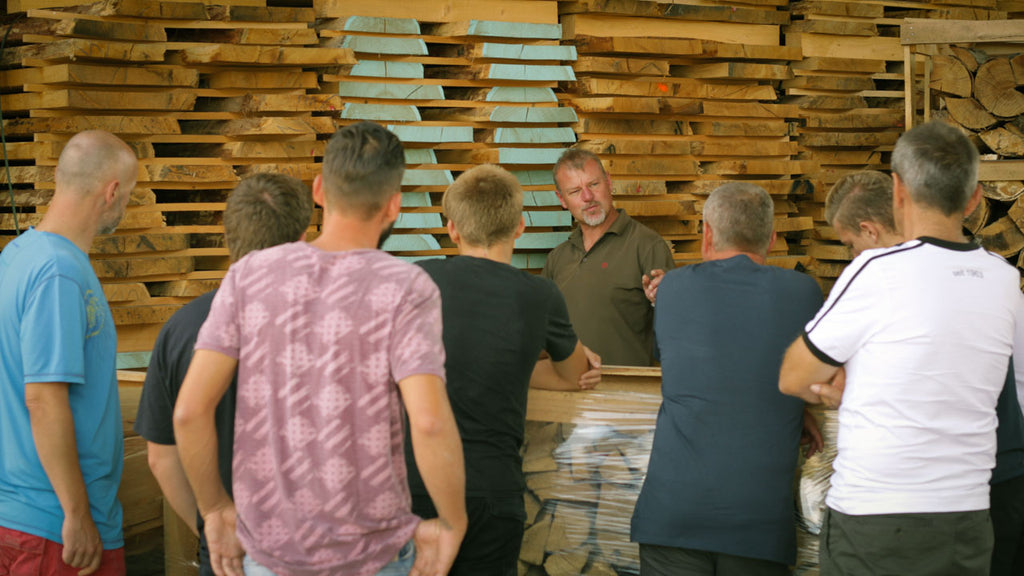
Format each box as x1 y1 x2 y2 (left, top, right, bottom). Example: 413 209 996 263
602 262 608 269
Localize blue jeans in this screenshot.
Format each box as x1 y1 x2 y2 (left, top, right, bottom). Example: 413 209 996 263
243 540 416 576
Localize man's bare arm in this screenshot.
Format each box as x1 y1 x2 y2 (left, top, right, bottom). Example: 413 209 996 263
147 443 199 536
174 349 242 576
25 382 102 576
398 373 467 576
529 342 597 391
779 336 840 404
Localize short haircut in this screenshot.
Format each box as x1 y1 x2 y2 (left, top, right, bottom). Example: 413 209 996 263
224 173 312 262
443 164 522 247
55 130 137 197
891 121 979 216
825 171 896 234
552 148 606 193
321 121 405 219
703 182 774 254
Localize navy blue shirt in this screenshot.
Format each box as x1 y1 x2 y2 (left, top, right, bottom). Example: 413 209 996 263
631 255 822 565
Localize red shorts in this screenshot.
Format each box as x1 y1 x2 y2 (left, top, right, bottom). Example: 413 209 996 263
0 526 125 576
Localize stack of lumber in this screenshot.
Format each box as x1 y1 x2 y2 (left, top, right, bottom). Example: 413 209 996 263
521 366 661 576
556 0 816 269
314 0 579 269
787 1 1013 293
0 0 354 352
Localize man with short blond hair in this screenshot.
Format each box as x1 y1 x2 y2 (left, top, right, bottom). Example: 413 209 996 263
0 130 138 576
543 149 674 366
405 163 593 575
136 173 313 576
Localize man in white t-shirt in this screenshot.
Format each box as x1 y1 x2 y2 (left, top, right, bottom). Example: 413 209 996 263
779 121 1023 576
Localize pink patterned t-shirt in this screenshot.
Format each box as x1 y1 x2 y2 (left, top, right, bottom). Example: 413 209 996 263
196 242 445 576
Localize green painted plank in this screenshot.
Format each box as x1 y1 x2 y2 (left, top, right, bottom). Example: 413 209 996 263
523 210 571 227
514 232 568 250
395 255 444 264
341 35 428 55
405 149 438 163
485 87 557 103
396 192 443 228
388 125 472 143
498 148 565 164
514 171 557 188
488 64 575 82
344 16 420 34
465 20 561 39
339 82 444 100
509 253 549 269
489 106 577 123
382 234 441 251
117 351 151 370
402 168 454 186
350 60 425 79
493 127 576 144
341 103 421 121
480 43 577 61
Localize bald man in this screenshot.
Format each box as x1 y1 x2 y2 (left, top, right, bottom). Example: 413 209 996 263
0 131 138 576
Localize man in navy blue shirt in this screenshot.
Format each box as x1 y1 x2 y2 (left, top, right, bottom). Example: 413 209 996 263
631 183 823 575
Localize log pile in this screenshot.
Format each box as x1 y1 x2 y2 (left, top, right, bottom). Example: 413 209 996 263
521 367 661 576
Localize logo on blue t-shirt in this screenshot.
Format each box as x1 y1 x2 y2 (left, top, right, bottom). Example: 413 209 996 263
85 289 104 338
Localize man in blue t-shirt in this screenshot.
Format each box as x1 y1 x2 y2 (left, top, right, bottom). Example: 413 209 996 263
631 183 823 575
0 131 138 575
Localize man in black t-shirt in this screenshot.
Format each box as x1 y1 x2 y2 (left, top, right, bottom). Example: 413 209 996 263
134 173 312 575
404 164 597 576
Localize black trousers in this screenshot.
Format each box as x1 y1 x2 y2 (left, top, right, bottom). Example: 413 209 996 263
412 495 524 576
991 474 1024 576
638 543 789 576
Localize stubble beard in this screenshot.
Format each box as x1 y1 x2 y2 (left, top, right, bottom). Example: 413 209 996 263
581 204 607 227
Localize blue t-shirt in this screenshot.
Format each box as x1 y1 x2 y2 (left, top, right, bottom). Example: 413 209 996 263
0 228 124 548
631 255 822 565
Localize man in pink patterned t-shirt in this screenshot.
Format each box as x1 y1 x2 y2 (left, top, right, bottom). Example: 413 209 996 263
175 122 468 576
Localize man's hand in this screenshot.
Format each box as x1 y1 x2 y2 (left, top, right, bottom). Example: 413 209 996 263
410 517 465 576
800 408 824 458
642 269 666 304
578 346 602 390
810 367 847 410
203 504 245 576
61 511 102 576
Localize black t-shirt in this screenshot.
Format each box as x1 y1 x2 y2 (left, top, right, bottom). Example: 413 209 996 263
134 290 236 573
405 256 578 498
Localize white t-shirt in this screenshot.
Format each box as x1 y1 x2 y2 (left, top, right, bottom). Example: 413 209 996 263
805 237 1021 515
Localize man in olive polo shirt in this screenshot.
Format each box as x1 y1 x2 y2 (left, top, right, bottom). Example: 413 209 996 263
542 149 675 366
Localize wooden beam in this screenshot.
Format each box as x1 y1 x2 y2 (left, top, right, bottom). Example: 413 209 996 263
901 18 1024 45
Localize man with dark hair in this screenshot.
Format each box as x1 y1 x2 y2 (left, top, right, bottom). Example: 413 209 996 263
175 121 467 576
824 170 901 258
0 130 138 576
543 149 675 366
404 164 596 575
135 173 313 576
780 121 1022 575
631 183 823 576
814 169 1024 576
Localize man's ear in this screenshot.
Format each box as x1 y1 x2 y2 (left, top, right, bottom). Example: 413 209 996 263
446 219 461 245
556 190 568 210
384 191 402 222
514 215 525 240
963 183 983 217
701 221 713 257
311 175 326 208
892 172 908 210
102 180 120 208
766 230 777 253
859 220 881 242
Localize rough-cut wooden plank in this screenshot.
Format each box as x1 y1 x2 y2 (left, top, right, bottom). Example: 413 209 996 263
798 33 903 61
571 77 776 100
0 38 166 66
93 256 194 280
1 89 197 112
314 0 559 24
16 15 167 42
561 14 780 46
574 56 669 76
791 1 884 18
2 116 181 135
175 45 356 66
2 63 198 89
91 234 188 255
788 19 878 36
425 20 562 39
560 0 790 26
675 62 792 80
901 18 1024 45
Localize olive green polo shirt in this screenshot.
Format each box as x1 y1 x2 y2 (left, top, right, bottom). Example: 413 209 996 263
542 209 675 366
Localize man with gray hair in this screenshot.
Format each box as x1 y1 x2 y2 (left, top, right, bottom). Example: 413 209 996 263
781 121 1022 575
631 183 823 575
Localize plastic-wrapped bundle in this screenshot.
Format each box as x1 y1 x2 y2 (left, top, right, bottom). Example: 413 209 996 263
519 367 661 576
794 408 839 575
